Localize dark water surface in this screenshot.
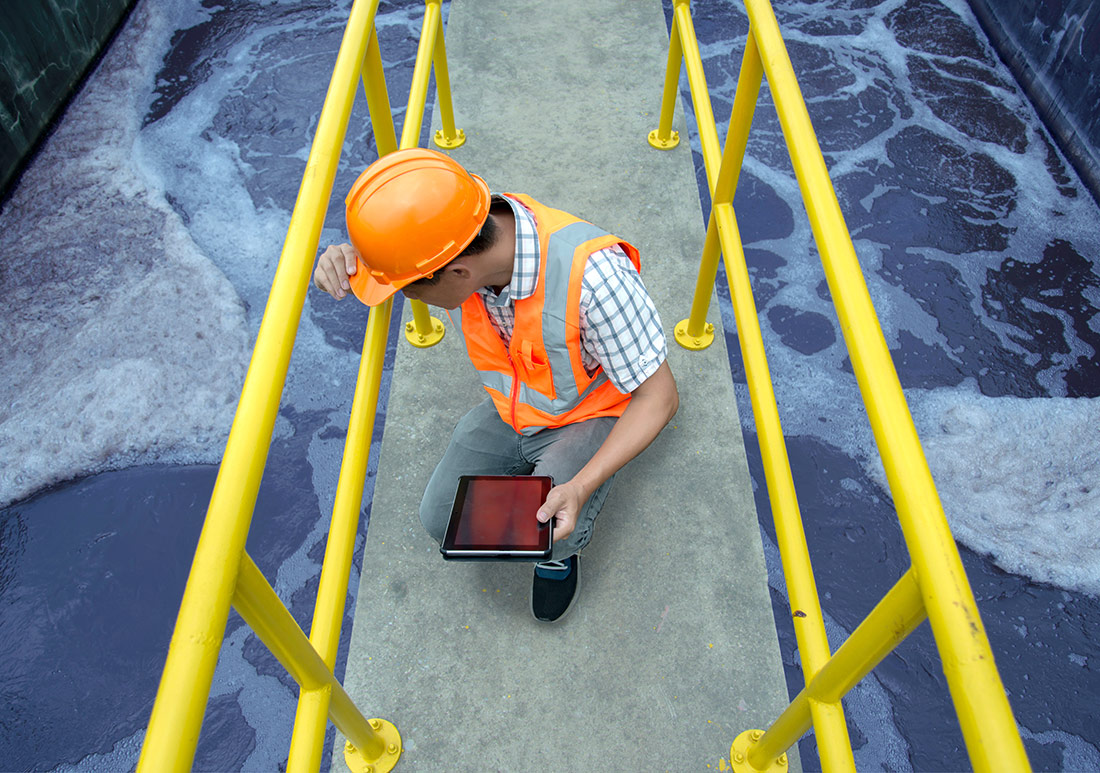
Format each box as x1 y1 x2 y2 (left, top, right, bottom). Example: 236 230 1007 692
1 0 1098 770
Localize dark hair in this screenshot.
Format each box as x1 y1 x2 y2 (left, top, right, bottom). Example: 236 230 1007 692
407 202 505 288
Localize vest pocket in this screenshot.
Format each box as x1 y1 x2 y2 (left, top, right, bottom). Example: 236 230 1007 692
515 339 556 399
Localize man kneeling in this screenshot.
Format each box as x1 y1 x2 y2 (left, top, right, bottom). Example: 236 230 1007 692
314 148 678 623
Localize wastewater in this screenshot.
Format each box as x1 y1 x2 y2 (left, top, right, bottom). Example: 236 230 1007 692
1 0 1098 770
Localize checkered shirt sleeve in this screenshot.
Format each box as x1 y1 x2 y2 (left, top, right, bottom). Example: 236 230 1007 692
579 245 667 394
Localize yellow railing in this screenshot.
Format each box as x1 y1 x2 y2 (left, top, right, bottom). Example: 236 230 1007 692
649 1 1032 771
137 1 461 771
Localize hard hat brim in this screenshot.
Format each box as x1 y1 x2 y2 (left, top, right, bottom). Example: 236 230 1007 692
347 263 402 307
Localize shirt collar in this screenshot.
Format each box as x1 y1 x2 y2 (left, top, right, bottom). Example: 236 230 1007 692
480 194 540 306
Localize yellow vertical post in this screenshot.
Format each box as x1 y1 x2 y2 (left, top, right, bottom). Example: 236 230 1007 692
713 32 762 208
674 209 720 348
431 3 465 149
361 26 399 157
287 299 396 770
674 33 763 351
400 0 447 348
401 0 442 150
648 0 684 149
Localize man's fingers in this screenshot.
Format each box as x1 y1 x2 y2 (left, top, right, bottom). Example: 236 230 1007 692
552 519 573 542
317 260 344 299
314 244 360 300
342 245 359 280
537 487 564 523
538 485 580 543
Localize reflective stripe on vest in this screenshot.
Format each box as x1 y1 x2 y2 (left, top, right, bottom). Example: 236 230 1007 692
452 195 641 435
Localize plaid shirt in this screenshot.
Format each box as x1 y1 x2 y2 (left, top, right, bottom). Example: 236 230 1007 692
476 195 667 394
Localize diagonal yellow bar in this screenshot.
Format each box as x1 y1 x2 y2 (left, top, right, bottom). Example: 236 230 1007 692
361 26 399 157
670 0 722 188
676 32 763 346
747 568 927 769
233 554 400 771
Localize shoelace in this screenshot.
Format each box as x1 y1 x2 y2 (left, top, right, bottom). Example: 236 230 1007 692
534 559 572 579
535 559 568 571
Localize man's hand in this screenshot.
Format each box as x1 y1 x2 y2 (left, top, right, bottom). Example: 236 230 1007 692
313 243 360 300
537 480 590 543
537 361 678 543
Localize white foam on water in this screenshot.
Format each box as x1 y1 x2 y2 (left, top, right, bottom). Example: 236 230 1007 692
906 383 1100 597
0 1 250 509
53 728 145 773
721 0 1100 601
1018 725 1100 772
133 2 368 422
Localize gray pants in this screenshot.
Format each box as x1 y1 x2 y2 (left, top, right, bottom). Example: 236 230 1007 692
420 399 618 561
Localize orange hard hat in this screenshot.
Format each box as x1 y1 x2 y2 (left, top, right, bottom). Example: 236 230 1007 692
344 148 491 306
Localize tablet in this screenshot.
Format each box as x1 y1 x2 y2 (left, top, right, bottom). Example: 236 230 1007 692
440 475 554 560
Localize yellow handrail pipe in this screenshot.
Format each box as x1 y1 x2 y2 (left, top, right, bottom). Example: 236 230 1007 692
742 0 1030 767
289 299 397 770
138 1 383 768
651 5 855 768
649 1 1032 770
134 0 477 767
711 198 855 772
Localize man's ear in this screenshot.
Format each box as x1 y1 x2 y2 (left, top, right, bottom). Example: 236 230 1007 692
445 259 473 280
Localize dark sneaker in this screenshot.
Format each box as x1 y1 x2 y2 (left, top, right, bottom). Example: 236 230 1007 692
531 554 580 623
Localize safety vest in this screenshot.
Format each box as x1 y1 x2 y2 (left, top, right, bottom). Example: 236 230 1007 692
451 193 641 435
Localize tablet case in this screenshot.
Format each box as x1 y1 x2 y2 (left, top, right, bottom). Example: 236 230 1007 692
440 475 553 560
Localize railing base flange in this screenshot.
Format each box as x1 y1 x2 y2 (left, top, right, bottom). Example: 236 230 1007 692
344 720 402 773
724 729 789 773
405 317 446 348
647 128 680 150
674 318 715 350
434 128 467 149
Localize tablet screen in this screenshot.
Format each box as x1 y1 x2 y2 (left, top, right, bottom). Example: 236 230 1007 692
441 475 553 558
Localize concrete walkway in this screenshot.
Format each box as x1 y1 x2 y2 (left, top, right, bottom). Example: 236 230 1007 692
339 0 796 769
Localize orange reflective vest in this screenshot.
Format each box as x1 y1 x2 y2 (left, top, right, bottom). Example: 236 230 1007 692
452 194 641 435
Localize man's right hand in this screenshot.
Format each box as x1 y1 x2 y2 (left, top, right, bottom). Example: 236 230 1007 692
313 243 360 300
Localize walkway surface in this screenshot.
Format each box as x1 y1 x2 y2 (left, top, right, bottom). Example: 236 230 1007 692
337 0 795 770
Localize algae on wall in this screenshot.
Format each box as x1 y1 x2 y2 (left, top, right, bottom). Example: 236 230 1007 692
967 0 1100 202
0 0 135 195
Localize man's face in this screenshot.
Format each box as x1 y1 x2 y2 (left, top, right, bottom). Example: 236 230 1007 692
399 267 475 310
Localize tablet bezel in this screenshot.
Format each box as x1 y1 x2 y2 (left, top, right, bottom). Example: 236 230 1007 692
440 474 554 561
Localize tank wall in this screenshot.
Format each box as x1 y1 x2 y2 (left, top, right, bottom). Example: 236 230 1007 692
0 0 135 196
967 0 1100 201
